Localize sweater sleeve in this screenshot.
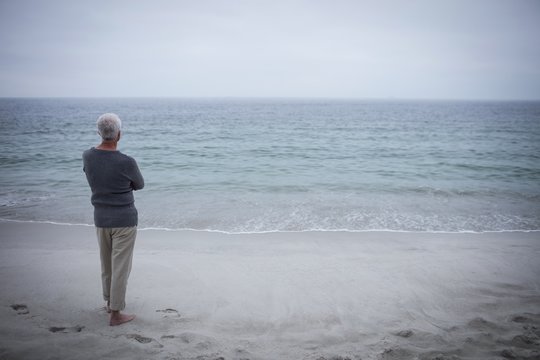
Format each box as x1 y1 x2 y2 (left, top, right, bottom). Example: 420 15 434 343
129 158 145 191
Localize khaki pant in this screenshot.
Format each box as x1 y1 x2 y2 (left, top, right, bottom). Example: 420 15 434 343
96 227 137 311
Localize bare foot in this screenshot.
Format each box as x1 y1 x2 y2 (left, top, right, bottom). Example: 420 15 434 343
109 312 136 326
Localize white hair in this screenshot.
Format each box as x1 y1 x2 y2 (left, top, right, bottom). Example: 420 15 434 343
96 113 122 141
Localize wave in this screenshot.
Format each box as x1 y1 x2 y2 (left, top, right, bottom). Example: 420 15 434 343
0 218 94 228
0 193 55 207
136 227 540 235
1 218 538 235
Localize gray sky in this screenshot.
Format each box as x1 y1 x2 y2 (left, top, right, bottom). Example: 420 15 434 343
1 0 539 99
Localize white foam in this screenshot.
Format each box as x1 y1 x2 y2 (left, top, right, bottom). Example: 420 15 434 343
2 217 538 235
0 218 94 228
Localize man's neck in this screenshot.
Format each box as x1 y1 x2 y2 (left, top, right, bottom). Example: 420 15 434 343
96 141 118 151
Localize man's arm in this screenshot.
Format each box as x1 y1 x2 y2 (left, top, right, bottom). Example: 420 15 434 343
130 159 145 191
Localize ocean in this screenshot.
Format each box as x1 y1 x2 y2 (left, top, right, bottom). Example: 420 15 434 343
0 98 539 233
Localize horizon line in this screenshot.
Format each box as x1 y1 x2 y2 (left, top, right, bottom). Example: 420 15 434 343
1 95 540 102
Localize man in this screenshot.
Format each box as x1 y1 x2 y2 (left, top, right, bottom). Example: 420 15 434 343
83 113 144 326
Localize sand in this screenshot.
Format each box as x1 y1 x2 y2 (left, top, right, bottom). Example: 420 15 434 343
0 220 539 360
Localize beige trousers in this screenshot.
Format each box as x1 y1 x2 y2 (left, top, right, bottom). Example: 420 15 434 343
96 226 137 311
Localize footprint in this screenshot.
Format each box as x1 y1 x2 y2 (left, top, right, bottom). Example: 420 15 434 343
501 349 517 359
126 334 153 343
468 317 499 330
49 325 84 333
156 308 180 318
394 329 414 338
125 334 165 348
511 315 529 323
156 308 179 314
10 304 29 315
510 334 539 347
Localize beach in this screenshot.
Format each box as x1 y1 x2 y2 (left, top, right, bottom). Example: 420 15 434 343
1 220 539 359
2 0 540 358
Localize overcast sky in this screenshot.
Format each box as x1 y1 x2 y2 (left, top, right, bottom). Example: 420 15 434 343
1 0 539 99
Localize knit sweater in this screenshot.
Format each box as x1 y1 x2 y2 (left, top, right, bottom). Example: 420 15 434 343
83 147 144 227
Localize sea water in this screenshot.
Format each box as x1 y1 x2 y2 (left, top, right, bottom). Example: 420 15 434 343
0 98 539 233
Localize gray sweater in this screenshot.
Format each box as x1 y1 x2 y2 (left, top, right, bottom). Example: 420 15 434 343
83 148 144 228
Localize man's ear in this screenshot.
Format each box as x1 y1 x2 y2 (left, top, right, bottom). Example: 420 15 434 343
117 131 121 141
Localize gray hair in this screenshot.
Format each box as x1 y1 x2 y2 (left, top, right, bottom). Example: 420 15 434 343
96 113 122 141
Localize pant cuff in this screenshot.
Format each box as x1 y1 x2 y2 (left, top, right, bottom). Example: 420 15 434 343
109 302 126 311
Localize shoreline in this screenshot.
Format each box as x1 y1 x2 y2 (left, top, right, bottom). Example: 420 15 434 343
1 218 539 235
1 220 539 359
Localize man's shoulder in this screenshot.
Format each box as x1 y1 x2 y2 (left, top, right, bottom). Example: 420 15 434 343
82 148 137 165
113 152 140 169
117 151 136 162
82 147 95 159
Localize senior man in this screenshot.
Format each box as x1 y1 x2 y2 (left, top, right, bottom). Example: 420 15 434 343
83 113 144 326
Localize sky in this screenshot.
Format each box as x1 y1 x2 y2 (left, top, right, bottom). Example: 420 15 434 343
1 0 539 99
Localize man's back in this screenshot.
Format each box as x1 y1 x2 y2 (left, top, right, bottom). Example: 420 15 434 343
83 147 144 228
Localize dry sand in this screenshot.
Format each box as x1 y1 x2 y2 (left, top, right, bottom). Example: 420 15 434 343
0 220 539 360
